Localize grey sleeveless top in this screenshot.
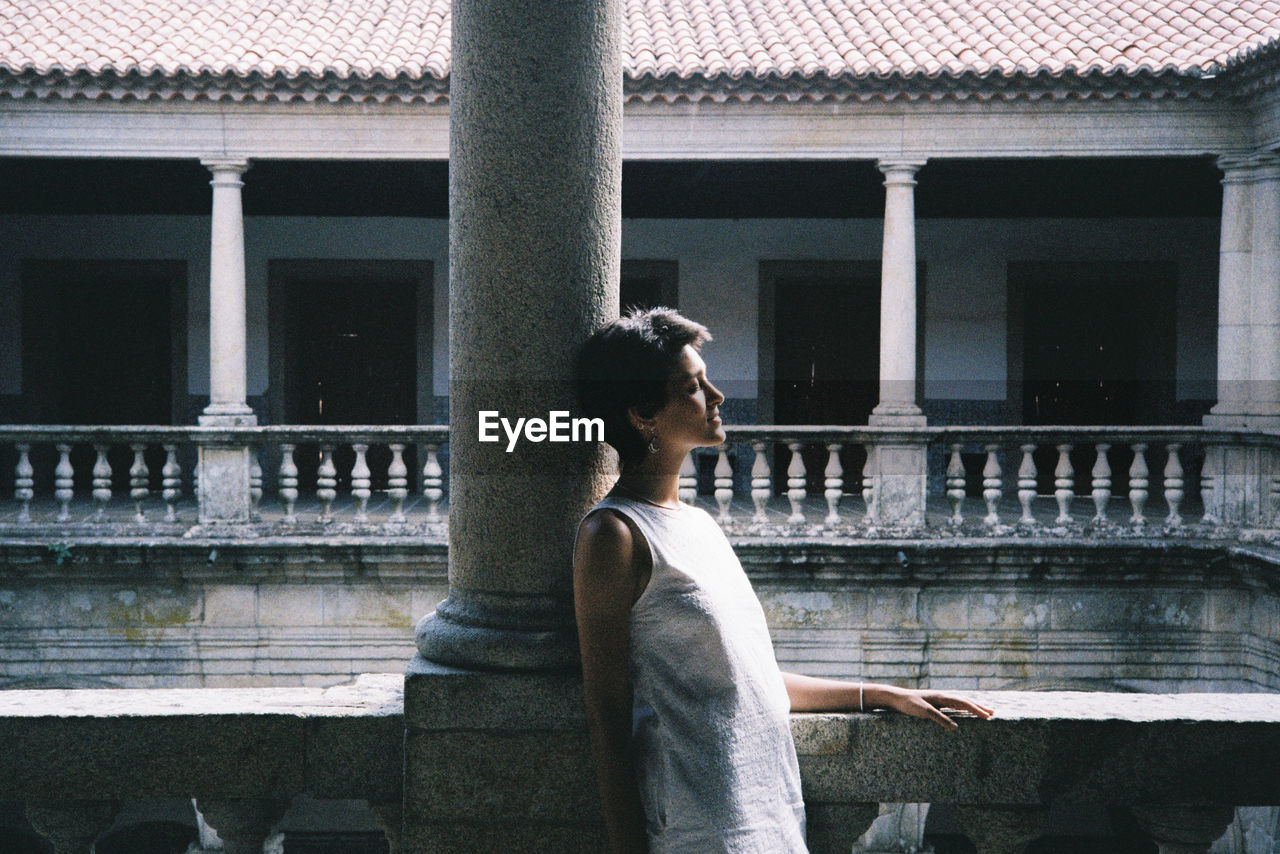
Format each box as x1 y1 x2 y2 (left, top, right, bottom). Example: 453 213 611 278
590 496 807 854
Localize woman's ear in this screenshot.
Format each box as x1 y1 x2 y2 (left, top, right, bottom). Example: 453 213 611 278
627 405 657 435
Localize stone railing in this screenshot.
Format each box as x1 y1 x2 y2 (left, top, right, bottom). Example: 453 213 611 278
4 679 1275 853
1 424 1276 538
0 425 449 533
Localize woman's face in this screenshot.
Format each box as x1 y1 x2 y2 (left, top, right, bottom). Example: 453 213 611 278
650 345 727 451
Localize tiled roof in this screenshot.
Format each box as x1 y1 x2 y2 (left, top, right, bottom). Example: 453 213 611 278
1 0 1279 100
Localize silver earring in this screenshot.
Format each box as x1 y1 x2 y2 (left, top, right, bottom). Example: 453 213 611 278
647 433 659 455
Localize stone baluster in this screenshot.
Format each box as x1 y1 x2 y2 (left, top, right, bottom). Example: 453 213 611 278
1271 466 1280 527
750 441 771 523
1200 464 1217 527
423 443 444 521
982 444 1003 528
161 444 182 522
316 445 337 523
1165 443 1185 528
129 443 149 523
953 804 1048 854
1130 804 1235 854
1016 443 1036 525
947 443 966 526
862 449 878 526
1092 443 1112 523
678 451 698 505
388 443 409 523
249 447 263 520
1054 444 1074 526
196 799 288 854
92 444 111 521
25 800 119 854
1130 443 1149 527
352 443 372 523
15 443 33 523
713 446 734 522
55 444 74 522
806 802 880 854
823 443 843 526
278 443 298 523
786 441 807 525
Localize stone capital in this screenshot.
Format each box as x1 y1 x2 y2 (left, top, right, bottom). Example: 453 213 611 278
1216 150 1280 183
876 158 927 185
201 157 251 184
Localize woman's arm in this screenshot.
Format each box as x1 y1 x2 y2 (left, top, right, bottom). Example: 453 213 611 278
782 671 994 730
574 510 649 854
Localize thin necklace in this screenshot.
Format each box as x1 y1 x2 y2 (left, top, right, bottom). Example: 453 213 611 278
612 481 682 511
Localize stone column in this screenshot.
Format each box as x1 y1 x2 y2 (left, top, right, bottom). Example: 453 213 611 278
867 160 928 528
404 0 621 848
1207 155 1256 423
872 159 927 426
196 159 257 525
1204 153 1280 527
1247 156 1280 424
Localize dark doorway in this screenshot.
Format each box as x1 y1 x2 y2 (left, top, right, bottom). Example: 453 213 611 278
1016 261 1176 427
1013 260 1178 494
271 262 426 491
23 261 183 425
764 261 881 493
20 260 185 494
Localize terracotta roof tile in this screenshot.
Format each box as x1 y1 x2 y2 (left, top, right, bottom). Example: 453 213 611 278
0 0 1278 88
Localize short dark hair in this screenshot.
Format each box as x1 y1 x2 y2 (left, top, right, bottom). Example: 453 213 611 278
576 306 712 465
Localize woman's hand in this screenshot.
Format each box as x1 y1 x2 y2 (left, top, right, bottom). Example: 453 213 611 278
870 685 995 731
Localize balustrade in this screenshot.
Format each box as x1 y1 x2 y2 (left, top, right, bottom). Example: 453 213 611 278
0 426 449 531
0 682 1276 854
0 424 1275 539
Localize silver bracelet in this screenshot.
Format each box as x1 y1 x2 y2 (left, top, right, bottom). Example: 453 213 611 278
858 682 864 712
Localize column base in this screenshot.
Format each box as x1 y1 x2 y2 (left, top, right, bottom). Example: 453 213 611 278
414 590 579 672
402 656 604 854
1204 411 1280 430
869 404 927 427
199 407 257 426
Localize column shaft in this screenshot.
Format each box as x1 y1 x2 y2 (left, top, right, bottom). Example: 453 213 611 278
414 0 620 670
871 159 926 426
1248 160 1280 421
1210 157 1254 420
200 159 253 420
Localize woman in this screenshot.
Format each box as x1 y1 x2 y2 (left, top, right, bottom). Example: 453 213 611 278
574 307 993 854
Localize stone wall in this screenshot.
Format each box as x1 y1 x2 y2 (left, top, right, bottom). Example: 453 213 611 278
1 537 1276 693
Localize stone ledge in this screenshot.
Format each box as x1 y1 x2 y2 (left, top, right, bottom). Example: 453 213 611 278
793 690 1280 807
0 673 404 802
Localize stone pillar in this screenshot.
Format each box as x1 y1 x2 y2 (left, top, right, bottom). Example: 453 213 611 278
196 158 257 526
867 160 928 528
404 0 621 848
1204 153 1280 527
1208 155 1257 423
872 159 927 426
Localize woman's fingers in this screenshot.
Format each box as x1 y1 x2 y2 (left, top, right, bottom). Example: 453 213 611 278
924 693 995 719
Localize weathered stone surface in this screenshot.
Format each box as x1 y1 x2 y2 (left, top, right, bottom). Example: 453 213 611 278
0 674 403 802
792 692 1280 806
403 665 603 853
